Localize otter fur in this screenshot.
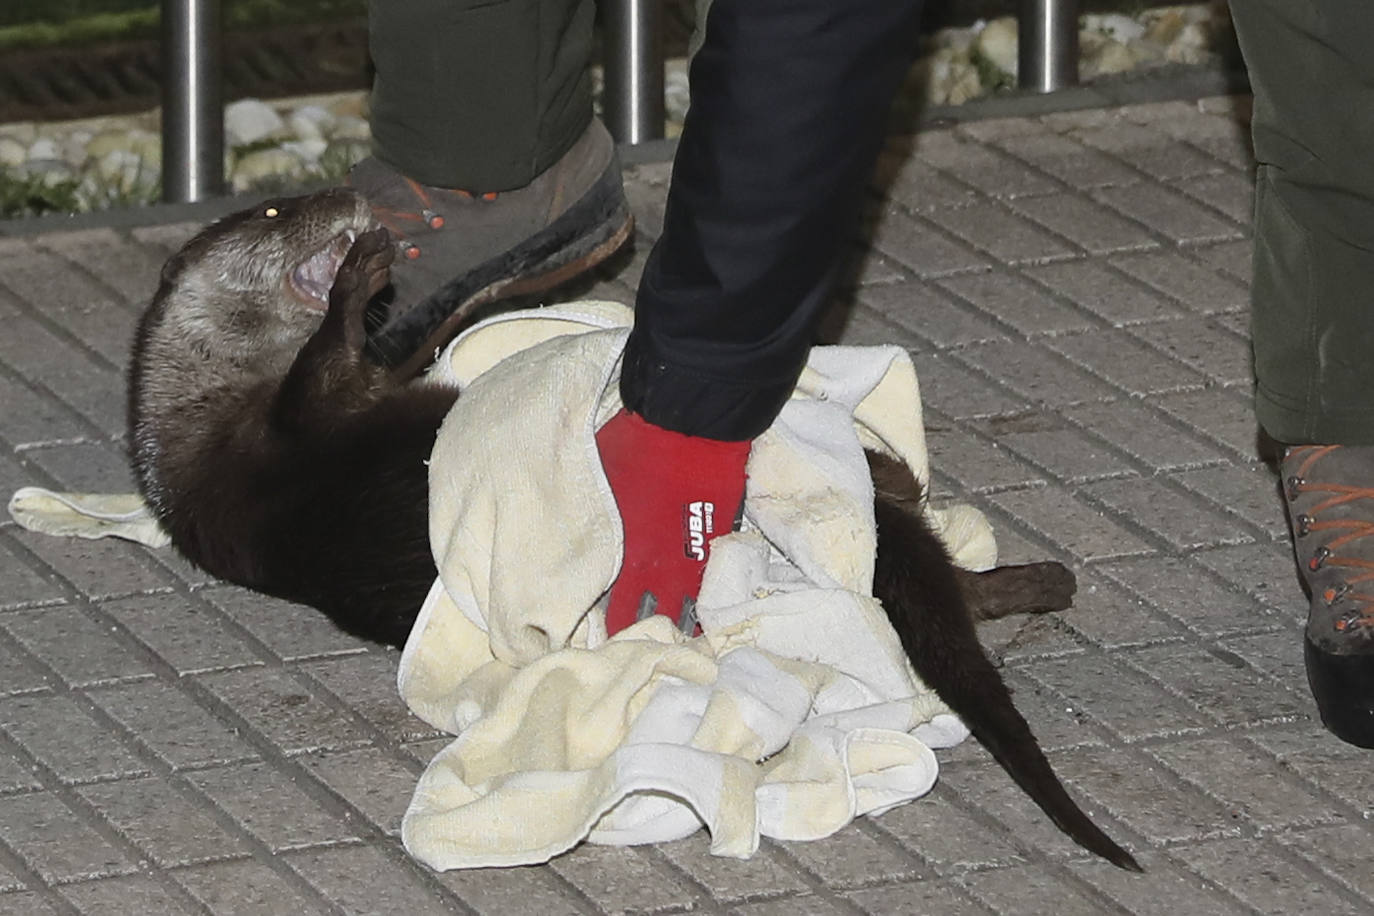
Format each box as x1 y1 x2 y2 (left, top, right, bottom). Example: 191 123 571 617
127 189 1140 871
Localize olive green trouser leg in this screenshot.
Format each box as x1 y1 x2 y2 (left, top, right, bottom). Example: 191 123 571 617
1231 1 1374 445
367 0 595 192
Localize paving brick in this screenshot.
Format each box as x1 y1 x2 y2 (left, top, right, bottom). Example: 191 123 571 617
1171 462 1287 541
955 340 1119 407
992 132 1141 189
986 487 1154 562
1191 540 1304 621
732 893 848 915
1190 237 1252 281
58 872 196 914
285 844 454 915
1175 171 1255 226
299 653 433 744
102 593 260 676
1108 249 1249 316
199 589 371 661
960 863 1112 915
776 823 919 889
0 891 61 915
1062 399 1228 471
817 302 917 349
914 132 1061 199
1126 643 1308 727
1 606 153 688
0 792 137 883
1276 824 1374 907
938 760 1089 862
1149 388 1262 460
0 304 125 439
1022 258 1183 326
1054 745 1236 845
1055 571 1181 649
195 667 370 756
88 680 258 770
172 859 329 916
1070 123 1224 182
17 440 134 493
1247 726 1374 813
1096 556 1284 638
0 540 62 611
973 608 1082 662
932 201 1078 266
860 281 1008 347
869 790 1023 873
845 879 987 915
1066 852 1252 916
1129 318 1251 388
872 144 979 212
0 248 133 368
656 835 809 904
189 761 358 852
35 228 167 309
1080 476 1255 551
0 372 88 448
0 693 148 784
1009 194 1160 255
1147 737 1342 831
938 268 1095 336
1184 837 1366 915
909 352 1030 420
871 206 990 278
991 421 1136 484
438 864 589 915
925 426 1045 493
1095 183 1245 245
1216 631 1306 694
10 528 172 602
1049 328 1208 396
549 841 699 913
296 746 418 835
1021 652 1208 742
77 776 247 867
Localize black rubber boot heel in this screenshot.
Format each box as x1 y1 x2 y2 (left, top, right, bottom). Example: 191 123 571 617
1305 636 1374 748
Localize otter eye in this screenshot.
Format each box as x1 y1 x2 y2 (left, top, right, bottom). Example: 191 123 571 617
264 206 279 218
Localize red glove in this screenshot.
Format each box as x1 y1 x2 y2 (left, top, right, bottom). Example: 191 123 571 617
595 409 751 635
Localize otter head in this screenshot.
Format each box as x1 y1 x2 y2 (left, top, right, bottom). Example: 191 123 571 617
148 187 379 369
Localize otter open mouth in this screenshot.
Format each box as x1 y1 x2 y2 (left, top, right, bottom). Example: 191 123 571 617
287 228 360 308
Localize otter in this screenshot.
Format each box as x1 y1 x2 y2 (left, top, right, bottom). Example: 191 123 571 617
127 188 1141 872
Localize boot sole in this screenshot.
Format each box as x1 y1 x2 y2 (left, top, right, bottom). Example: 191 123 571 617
367 160 635 379
1305 635 1374 748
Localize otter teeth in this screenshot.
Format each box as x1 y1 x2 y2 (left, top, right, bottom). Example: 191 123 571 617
289 232 353 304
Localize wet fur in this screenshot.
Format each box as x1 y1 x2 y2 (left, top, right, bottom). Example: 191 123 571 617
128 190 1139 871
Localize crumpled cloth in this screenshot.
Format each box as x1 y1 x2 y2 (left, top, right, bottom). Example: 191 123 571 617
397 301 998 870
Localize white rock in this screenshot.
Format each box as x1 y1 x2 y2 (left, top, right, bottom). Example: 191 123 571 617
24 158 77 187
61 129 93 167
280 138 328 166
321 137 371 174
944 60 984 106
1166 22 1211 65
287 104 336 141
1 122 37 144
27 136 61 161
1085 38 1137 78
0 136 26 169
665 59 690 123
92 148 158 189
330 114 372 142
224 98 286 147
975 17 1018 80
1086 13 1146 44
231 146 306 192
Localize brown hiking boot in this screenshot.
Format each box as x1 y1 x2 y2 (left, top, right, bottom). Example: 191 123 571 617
347 118 633 378
1282 444 1374 747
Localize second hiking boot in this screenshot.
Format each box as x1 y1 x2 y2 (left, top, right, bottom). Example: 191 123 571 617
348 119 633 378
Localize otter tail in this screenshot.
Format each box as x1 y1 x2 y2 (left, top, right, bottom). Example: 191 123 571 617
870 460 1142 872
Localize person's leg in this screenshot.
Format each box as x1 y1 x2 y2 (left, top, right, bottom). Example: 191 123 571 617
621 0 925 441
355 0 632 376
600 0 925 633
1231 0 1374 746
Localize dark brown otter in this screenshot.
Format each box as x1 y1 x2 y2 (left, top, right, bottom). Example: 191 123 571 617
127 188 1140 872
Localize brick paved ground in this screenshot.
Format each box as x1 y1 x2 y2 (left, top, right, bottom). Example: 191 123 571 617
3 92 1371 914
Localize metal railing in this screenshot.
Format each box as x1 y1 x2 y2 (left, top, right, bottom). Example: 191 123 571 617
160 0 1080 203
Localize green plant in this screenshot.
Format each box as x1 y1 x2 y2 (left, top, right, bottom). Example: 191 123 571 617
0 168 86 218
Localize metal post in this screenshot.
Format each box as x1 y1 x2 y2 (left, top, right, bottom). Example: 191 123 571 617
602 0 665 145
1018 0 1079 92
161 0 224 202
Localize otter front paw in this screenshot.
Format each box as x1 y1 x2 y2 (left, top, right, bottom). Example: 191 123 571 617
328 228 395 350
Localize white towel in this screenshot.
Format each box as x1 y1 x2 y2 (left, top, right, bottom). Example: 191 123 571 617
397 302 997 870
